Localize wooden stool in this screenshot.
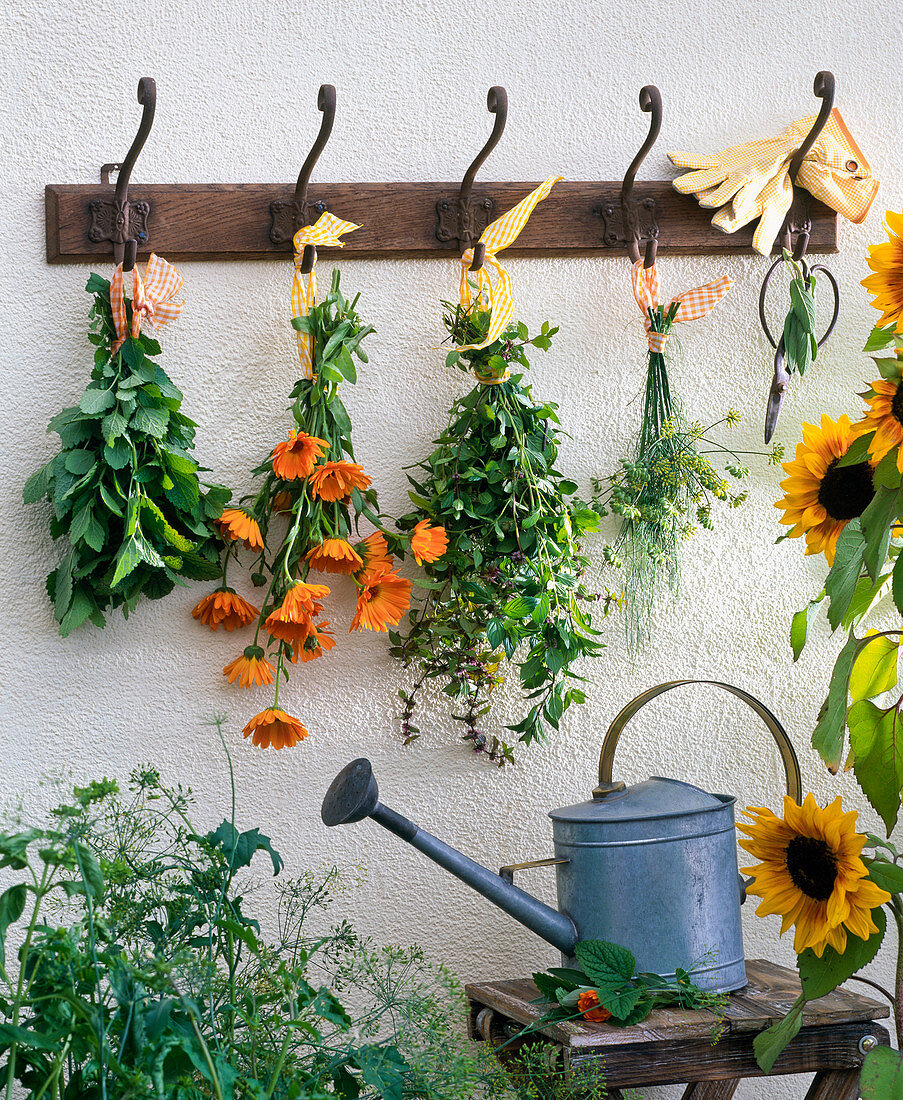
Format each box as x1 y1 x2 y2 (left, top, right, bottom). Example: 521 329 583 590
466 959 891 1098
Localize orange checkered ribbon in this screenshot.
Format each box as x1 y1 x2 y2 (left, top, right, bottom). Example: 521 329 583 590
458 175 562 356
632 261 733 353
292 212 360 378
110 254 184 355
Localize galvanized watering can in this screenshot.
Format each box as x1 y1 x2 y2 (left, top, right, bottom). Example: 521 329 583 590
322 680 802 993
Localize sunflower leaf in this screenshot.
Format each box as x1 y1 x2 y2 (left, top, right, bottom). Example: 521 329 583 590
790 592 824 661
862 486 903 580
848 699 903 835
864 324 898 354
864 858 903 895
797 906 886 1001
753 993 804 1074
892 552 903 619
825 521 866 630
812 629 861 772
860 1046 903 1099
875 450 903 490
836 431 875 468
849 632 900 703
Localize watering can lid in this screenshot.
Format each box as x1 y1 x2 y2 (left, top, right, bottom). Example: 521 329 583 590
549 776 731 824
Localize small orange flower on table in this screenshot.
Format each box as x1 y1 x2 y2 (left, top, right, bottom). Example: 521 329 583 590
410 519 448 565
306 538 364 574
192 589 258 631
223 647 274 688
271 430 330 480
576 990 612 1023
214 508 264 552
351 570 412 631
309 461 371 502
243 708 309 749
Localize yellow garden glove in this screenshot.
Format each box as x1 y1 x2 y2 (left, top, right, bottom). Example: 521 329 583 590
670 109 878 255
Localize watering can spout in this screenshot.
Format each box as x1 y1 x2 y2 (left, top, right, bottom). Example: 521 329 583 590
322 759 577 956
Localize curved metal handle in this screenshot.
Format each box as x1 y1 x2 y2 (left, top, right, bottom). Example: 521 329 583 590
621 84 662 265
498 857 568 885
460 87 508 210
788 71 835 185
114 77 156 209
295 84 336 206
598 680 802 803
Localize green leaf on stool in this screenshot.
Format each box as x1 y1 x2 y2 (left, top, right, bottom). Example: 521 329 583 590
753 993 804 1074
860 1045 903 1098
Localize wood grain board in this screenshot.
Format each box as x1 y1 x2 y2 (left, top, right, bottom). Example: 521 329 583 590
45 181 839 263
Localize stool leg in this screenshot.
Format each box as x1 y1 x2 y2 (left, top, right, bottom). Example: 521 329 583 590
803 1069 862 1099
680 1082 740 1099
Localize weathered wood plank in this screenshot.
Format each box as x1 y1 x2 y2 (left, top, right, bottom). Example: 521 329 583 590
804 1069 865 1100
681 1080 740 1099
44 181 839 263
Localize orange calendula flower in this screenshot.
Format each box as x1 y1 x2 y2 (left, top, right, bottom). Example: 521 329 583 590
576 990 612 1023
350 570 412 632
775 414 875 566
355 532 393 583
223 646 275 688
265 581 330 648
410 519 449 565
271 430 330 481
243 708 309 750
306 538 364 575
851 376 903 473
862 210 903 331
214 508 264 552
290 621 336 663
192 589 258 632
309 460 371 502
739 794 891 958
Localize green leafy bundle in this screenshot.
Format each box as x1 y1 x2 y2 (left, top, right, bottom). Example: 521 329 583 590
781 249 820 378
24 273 227 635
390 302 604 765
529 940 724 1031
593 303 765 651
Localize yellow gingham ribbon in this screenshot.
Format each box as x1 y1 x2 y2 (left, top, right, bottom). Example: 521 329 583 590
110 253 184 355
458 175 562 357
632 260 733 353
292 212 360 378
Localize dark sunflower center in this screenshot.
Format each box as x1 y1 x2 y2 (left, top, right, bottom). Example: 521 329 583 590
785 835 838 901
892 385 903 426
817 459 875 521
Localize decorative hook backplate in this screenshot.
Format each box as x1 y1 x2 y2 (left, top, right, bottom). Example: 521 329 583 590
269 84 337 245
434 86 507 250
87 78 156 266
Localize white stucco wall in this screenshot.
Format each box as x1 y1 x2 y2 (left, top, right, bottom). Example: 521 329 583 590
3 1 902 1095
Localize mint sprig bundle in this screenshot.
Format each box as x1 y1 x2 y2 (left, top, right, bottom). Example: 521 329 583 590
24 272 227 634
530 939 724 1029
781 248 819 378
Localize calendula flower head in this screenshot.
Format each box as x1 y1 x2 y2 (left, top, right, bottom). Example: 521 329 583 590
223 647 275 688
576 990 612 1023
243 708 309 750
410 519 449 566
271 491 294 515
354 531 393 584
306 538 364 575
289 621 336 663
192 589 258 632
265 581 330 648
214 508 264 552
271 430 330 481
739 794 890 957
862 210 903 331
309 461 371 502
350 570 412 632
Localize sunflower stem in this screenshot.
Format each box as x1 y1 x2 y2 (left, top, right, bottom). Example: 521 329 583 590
890 897 903 1043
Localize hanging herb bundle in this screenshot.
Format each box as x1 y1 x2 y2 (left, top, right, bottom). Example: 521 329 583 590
193 214 447 750
779 248 821 378
592 260 778 651
24 260 228 636
390 301 604 765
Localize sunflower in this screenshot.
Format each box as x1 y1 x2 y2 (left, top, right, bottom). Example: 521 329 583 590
862 211 903 331
309 461 371 502
192 589 258 631
306 538 364 575
739 794 890 958
354 532 393 583
290 621 336 663
410 519 449 565
214 508 264 552
223 647 274 688
775 414 875 565
271 430 330 481
852 375 903 473
576 990 612 1024
350 570 412 632
242 708 309 750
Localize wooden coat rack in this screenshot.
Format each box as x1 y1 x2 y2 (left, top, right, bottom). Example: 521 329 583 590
44 81 839 265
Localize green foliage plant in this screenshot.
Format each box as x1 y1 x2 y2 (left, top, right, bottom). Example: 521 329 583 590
389 301 605 765
779 248 821 379
23 273 229 635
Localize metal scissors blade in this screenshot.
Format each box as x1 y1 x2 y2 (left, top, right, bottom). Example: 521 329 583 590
765 341 791 444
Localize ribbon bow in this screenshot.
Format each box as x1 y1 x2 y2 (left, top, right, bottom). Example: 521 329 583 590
292 212 361 378
457 175 562 356
631 260 733 354
111 253 184 355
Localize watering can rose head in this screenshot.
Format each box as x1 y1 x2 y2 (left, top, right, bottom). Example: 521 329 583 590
739 793 890 958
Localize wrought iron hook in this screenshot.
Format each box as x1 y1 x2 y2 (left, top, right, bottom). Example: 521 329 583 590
294 84 337 275
461 87 507 271
621 85 662 265
778 70 835 256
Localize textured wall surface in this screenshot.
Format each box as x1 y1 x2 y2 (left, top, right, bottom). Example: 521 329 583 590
2 1 901 1095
